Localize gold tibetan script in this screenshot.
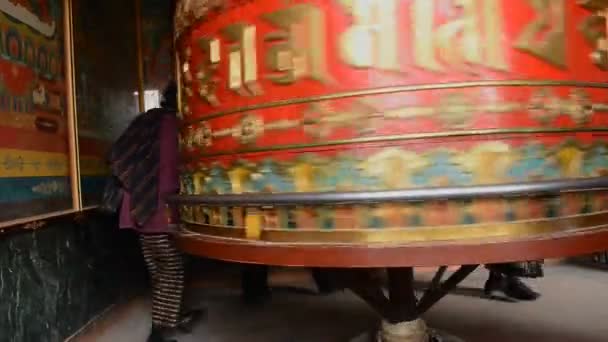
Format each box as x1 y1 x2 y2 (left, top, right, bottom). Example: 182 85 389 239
514 0 566 68
223 23 261 96
338 0 508 72
412 0 508 72
262 4 330 84
180 0 608 108
196 38 221 106
579 0 608 69
338 0 400 71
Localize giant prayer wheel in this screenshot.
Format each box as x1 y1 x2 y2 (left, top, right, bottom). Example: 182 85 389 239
173 0 608 340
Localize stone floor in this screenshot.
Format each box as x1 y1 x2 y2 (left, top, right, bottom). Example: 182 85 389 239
72 263 608 342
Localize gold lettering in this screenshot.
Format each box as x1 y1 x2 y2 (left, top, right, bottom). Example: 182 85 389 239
228 51 243 90
262 4 330 84
412 0 508 72
180 47 194 104
579 13 606 45
483 0 509 70
514 0 566 68
208 38 221 64
579 1 608 70
222 23 261 96
196 38 220 106
339 0 399 71
412 0 441 71
434 0 483 71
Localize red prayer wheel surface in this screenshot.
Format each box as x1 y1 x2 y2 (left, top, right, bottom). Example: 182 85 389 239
174 0 608 267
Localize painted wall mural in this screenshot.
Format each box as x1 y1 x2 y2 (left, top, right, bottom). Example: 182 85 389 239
0 0 174 224
0 0 73 223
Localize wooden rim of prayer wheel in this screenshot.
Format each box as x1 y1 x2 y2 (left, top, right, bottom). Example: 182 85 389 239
173 0 608 268
172 178 608 267
175 227 608 268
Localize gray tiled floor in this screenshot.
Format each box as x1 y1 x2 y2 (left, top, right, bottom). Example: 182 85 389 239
77 264 608 342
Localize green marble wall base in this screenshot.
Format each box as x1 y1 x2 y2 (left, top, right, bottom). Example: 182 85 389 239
0 213 147 342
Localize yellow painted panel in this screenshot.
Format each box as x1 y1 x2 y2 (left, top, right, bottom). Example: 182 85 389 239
0 149 69 177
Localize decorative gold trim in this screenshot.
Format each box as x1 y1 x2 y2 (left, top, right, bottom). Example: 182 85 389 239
183 80 608 125
135 0 145 112
182 211 608 244
0 209 79 231
63 0 82 211
0 206 97 234
188 127 608 160
22 220 47 230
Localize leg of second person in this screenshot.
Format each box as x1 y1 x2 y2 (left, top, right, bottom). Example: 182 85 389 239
141 234 185 329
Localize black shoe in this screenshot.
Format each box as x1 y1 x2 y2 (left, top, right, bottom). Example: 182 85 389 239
484 272 540 301
487 262 544 278
147 327 177 342
483 271 503 298
503 276 541 301
177 308 206 333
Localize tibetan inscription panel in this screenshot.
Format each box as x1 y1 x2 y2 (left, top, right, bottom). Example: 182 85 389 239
176 0 608 192
177 0 608 118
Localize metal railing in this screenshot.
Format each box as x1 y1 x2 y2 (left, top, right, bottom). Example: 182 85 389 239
171 177 608 207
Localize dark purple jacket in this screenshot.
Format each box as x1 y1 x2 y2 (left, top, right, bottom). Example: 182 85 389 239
119 113 179 233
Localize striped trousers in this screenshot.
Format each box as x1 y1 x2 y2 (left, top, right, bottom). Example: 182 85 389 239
139 233 185 328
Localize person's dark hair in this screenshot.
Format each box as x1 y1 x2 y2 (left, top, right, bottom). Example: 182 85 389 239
160 81 177 109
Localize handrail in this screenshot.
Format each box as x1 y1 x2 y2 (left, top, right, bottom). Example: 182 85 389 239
170 177 608 207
